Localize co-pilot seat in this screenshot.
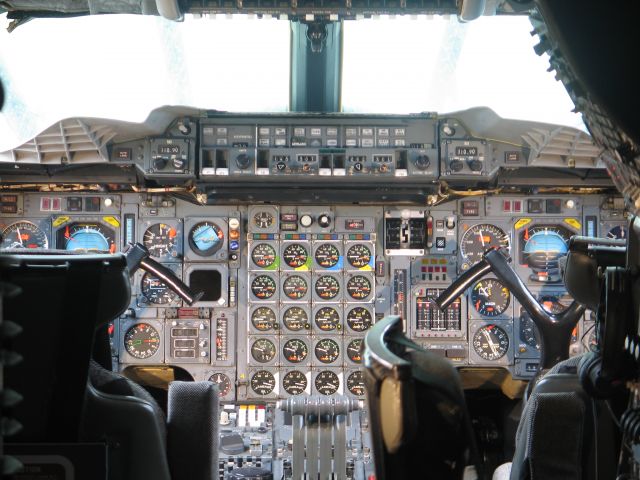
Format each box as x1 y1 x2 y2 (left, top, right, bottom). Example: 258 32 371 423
0 251 219 480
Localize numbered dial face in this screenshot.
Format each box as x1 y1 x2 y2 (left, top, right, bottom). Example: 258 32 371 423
60 222 116 252
141 273 178 305
471 278 510 317
347 339 364 363
283 275 308 300
460 224 510 265
251 243 277 268
188 221 224 256
315 275 340 300
315 244 340 268
315 307 341 331
520 224 573 281
346 275 372 300
282 371 307 395
282 307 308 331
347 371 365 396
315 338 340 363
208 373 232 397
125 323 161 359
1 221 48 249
282 339 308 363
315 371 340 395
250 338 277 363
143 223 178 257
346 244 372 268
283 243 308 268
251 307 277 331
253 211 274 229
473 324 509 361
519 315 540 349
346 307 373 332
251 370 276 395
251 275 277 299
607 225 627 240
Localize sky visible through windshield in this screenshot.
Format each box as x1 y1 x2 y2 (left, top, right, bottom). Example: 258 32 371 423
0 13 583 151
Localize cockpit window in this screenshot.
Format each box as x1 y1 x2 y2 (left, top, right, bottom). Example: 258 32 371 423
342 16 585 130
0 14 290 150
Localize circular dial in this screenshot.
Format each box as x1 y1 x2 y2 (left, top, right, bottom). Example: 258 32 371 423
251 243 277 268
346 244 372 268
347 371 365 396
141 272 178 305
251 307 277 331
251 275 277 299
460 224 510 265
471 278 510 317
143 223 178 257
347 339 364 363
315 338 340 364
282 243 308 268
282 307 308 331
282 338 308 363
251 370 276 395
314 307 341 331
282 370 307 395
253 211 274 229
314 243 340 268
315 275 340 300
283 275 308 300
188 221 224 257
60 222 115 252
1 221 48 249
208 373 232 397
315 371 340 395
346 307 373 332
124 323 161 359
250 338 277 363
473 324 509 361
607 225 627 240
346 275 372 300
519 315 540 349
521 224 573 282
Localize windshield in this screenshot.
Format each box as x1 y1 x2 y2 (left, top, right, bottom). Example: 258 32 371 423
0 13 583 151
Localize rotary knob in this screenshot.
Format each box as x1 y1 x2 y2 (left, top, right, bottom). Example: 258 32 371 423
153 157 168 170
468 159 483 172
318 214 331 228
414 155 430 170
236 153 251 170
300 215 313 228
449 159 464 172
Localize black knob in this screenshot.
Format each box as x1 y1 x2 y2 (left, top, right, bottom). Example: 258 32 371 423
468 159 483 172
414 154 430 170
318 214 331 228
153 157 168 170
236 153 251 170
449 159 464 172
173 157 186 169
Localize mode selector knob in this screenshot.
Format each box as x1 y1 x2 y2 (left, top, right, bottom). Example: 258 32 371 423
153 157 168 170
449 159 464 172
414 155 430 170
468 159 483 172
236 153 251 170
318 214 331 228
300 215 313 228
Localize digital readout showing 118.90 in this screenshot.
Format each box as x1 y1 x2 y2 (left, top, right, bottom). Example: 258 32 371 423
159 145 181 155
455 146 478 156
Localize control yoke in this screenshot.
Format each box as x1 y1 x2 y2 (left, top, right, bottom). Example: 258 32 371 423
435 248 585 370
123 242 203 305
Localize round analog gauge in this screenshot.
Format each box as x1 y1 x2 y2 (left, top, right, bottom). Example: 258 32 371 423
208 373 232 397
315 338 340 364
347 339 364 363
460 224 510 266
346 244 372 268
314 307 341 331
282 370 307 395
143 223 178 257
250 338 277 363
473 324 509 361
471 278 510 317
314 243 340 268
346 275 372 300
520 224 573 282
253 211 274 229
282 338 308 363
251 275 277 300
315 275 340 300
188 221 224 257
347 371 365 396
1 221 48 249
251 307 277 331
607 225 627 240
141 272 178 305
59 222 116 252
539 294 570 315
282 243 308 268
519 315 540 349
282 307 308 331
283 275 308 300
346 307 373 332
251 370 276 395
315 371 340 395
124 323 161 359
251 243 277 268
